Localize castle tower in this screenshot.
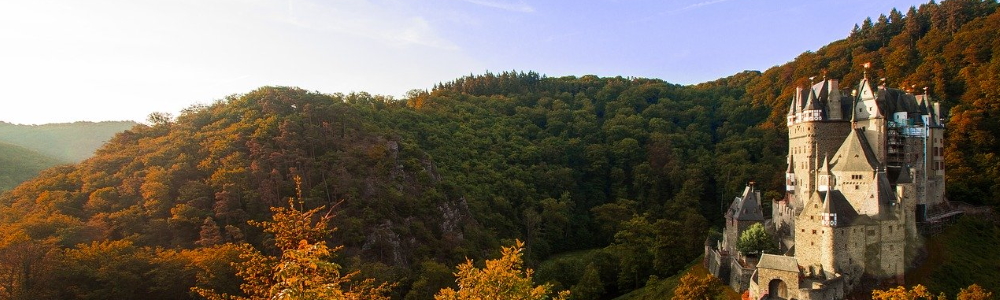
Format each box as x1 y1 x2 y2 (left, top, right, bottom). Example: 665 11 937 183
820 190 838 275
818 155 833 192
788 80 853 201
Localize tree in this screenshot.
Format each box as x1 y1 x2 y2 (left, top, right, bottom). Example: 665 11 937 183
671 272 724 300
435 240 569 300
196 217 223 247
872 284 995 300
0 229 56 300
569 263 604 300
194 197 391 300
872 285 947 300
736 223 775 256
957 284 994 300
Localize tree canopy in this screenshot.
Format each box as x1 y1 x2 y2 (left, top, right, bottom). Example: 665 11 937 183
736 223 775 256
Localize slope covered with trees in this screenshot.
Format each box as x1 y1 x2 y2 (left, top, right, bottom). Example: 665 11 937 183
0 121 137 163
1 0 999 299
0 142 64 192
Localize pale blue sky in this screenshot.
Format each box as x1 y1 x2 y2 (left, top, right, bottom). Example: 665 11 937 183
0 0 929 124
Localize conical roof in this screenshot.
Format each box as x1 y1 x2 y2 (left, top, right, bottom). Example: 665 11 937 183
804 88 821 111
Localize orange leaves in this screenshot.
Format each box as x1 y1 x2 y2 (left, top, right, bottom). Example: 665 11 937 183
436 240 569 300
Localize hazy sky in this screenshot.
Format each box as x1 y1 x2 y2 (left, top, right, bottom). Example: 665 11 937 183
0 0 930 124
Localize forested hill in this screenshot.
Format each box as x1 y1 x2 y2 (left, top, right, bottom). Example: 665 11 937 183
0 121 138 162
1 0 999 299
0 142 63 192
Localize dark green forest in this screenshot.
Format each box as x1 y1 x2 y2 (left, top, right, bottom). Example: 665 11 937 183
2 0 1000 299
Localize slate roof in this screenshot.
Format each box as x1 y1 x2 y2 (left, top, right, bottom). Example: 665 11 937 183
727 185 765 221
804 88 822 111
831 128 879 173
888 166 913 184
822 190 860 226
758 254 800 273
876 88 923 117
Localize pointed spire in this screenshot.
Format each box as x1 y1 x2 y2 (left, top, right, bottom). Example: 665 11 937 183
795 86 804 112
822 188 837 227
851 92 858 124
787 92 798 117
819 154 831 175
805 88 821 111
818 154 832 192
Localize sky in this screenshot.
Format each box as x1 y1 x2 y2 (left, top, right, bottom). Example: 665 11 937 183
0 0 931 125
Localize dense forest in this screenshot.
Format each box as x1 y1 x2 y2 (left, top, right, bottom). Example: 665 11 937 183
2 0 1000 299
0 121 137 162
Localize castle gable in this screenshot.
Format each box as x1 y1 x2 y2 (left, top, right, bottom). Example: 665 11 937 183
727 185 765 221
830 128 878 173
853 78 878 120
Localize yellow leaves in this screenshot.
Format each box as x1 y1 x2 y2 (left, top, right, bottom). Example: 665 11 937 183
873 284 994 300
671 272 724 300
436 240 568 300
957 284 993 300
195 200 391 300
873 285 947 300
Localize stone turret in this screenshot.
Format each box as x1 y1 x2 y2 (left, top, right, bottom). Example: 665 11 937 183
786 155 796 193
817 155 832 192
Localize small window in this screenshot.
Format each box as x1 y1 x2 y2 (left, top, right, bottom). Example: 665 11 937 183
812 230 817 234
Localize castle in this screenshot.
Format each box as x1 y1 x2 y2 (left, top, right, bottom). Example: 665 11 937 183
705 74 947 299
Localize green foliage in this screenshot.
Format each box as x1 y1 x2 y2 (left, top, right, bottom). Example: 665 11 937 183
570 264 605 300
907 216 1000 296
735 223 775 256
0 121 136 162
0 141 63 192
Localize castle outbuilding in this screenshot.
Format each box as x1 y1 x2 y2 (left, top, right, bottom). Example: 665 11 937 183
706 74 947 299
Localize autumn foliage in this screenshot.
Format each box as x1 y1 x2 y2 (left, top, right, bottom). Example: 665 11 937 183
435 240 568 300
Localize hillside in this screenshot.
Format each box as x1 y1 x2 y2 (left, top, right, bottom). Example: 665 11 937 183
0 142 64 192
0 121 138 163
0 1 999 299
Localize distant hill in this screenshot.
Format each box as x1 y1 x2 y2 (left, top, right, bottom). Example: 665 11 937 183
0 121 138 162
0 141 64 192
